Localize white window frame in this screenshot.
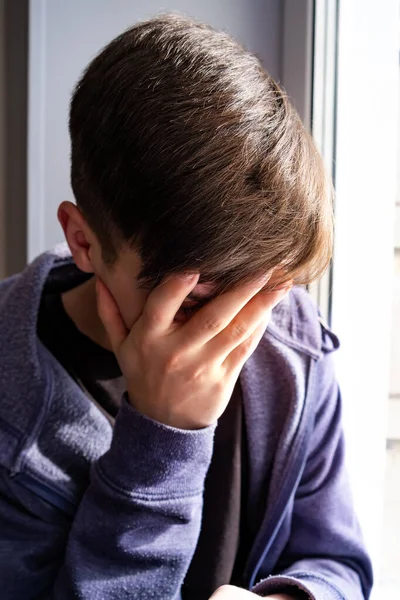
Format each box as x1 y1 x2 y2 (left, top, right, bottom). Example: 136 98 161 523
284 0 399 589
282 0 335 321
331 0 398 587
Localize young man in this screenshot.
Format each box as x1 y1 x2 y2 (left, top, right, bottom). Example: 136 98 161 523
0 13 372 600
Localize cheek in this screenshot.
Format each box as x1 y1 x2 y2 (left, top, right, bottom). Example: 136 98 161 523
119 289 149 330
89 245 149 330
106 272 150 330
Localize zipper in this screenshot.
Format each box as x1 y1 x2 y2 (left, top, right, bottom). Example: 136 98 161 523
246 359 316 588
10 470 77 516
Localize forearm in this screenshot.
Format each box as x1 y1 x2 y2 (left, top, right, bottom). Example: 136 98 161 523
53 398 215 598
0 397 215 600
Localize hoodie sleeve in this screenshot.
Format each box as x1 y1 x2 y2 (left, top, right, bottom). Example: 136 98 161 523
0 396 215 600
251 349 374 600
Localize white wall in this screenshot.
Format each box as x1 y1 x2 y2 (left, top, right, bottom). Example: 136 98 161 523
332 0 399 583
28 0 283 258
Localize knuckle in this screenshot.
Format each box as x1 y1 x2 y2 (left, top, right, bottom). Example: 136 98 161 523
235 347 248 362
229 320 248 341
198 314 223 334
213 377 225 395
188 363 215 387
238 337 254 357
190 367 206 384
189 360 209 381
144 306 164 328
164 351 183 372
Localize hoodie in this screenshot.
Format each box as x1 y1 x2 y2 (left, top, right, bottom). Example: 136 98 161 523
0 245 373 599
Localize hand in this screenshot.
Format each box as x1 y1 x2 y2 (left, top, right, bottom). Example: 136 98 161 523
209 586 295 599
96 272 291 430
209 585 258 598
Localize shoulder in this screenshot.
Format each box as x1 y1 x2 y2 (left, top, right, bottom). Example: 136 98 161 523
268 286 339 360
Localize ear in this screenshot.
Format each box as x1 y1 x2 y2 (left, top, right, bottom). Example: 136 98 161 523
58 201 96 273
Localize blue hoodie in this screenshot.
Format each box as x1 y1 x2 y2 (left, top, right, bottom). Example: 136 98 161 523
0 246 372 599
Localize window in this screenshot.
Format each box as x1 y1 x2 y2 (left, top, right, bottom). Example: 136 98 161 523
380 20 400 594
310 2 399 597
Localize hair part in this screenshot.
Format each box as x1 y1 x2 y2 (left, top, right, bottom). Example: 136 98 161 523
69 12 333 293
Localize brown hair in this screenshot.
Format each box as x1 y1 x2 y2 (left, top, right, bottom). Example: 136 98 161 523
69 13 333 293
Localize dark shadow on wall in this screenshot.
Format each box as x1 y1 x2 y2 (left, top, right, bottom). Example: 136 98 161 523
3 0 28 276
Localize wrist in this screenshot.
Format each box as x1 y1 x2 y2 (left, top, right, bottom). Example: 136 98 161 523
127 390 209 430
98 395 216 494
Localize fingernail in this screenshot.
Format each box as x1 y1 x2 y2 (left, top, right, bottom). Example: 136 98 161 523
257 271 272 284
275 280 294 291
178 272 198 281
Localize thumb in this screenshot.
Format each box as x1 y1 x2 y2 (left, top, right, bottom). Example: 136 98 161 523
96 278 128 353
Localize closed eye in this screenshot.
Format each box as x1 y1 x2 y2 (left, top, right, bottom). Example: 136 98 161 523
174 299 208 323
180 305 198 317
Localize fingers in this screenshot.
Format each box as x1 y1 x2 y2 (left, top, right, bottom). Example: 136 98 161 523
140 273 200 334
222 318 269 374
205 284 291 362
220 283 292 371
178 272 274 347
96 278 128 353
